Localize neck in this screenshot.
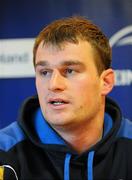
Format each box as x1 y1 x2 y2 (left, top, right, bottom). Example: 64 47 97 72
53 111 104 154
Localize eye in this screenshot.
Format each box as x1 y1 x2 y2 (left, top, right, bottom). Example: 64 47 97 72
40 70 51 77
65 68 74 74
42 70 48 76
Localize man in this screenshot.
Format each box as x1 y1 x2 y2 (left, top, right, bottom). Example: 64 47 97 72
0 16 132 180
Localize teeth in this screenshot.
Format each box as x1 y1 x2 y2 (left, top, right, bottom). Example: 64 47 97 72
53 102 64 105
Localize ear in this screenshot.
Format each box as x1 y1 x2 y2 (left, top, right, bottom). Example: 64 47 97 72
100 68 115 96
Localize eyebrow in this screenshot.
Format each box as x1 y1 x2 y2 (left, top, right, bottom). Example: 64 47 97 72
35 60 85 68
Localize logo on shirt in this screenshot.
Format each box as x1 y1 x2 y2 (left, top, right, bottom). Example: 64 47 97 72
0 165 18 180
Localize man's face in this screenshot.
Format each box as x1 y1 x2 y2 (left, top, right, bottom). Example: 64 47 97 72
35 40 104 129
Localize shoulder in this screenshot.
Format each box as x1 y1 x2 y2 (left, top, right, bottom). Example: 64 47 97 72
0 122 25 152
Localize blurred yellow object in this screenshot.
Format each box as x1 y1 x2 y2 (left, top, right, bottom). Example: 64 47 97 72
0 166 4 180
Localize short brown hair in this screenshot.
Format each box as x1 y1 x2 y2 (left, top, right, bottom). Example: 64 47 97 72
33 16 111 74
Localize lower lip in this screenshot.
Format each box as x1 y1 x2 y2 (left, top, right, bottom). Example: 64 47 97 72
48 103 69 110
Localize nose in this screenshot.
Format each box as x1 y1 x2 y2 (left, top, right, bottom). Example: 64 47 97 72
48 70 67 92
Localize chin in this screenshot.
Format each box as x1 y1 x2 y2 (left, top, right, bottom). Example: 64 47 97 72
46 116 72 127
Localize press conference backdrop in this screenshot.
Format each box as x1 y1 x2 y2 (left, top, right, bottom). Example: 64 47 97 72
0 0 132 128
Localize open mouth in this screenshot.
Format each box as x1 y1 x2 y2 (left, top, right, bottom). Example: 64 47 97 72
50 101 66 105
48 99 69 106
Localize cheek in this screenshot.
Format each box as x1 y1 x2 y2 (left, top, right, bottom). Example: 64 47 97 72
35 78 40 92
36 78 46 94
72 83 91 108
36 80 47 104
72 80 100 104
72 80 91 96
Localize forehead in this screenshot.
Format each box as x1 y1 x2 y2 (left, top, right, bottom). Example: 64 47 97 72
35 40 96 67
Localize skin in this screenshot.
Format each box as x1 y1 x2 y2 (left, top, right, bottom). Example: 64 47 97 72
35 40 114 153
